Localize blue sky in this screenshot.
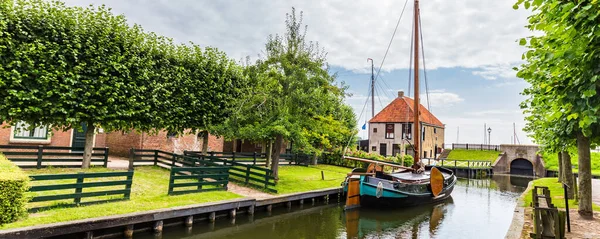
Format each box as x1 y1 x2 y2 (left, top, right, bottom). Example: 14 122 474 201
62 0 535 146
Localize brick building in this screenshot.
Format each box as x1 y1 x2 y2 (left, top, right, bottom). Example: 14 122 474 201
368 91 445 159
0 122 106 148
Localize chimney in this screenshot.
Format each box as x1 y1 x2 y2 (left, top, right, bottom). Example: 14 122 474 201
398 91 404 98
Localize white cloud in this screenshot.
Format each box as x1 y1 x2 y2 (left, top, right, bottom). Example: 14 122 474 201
61 0 531 73
472 64 520 80
421 89 464 108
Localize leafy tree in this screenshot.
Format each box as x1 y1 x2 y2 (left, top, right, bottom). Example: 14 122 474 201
515 0 600 217
218 8 356 178
0 0 245 168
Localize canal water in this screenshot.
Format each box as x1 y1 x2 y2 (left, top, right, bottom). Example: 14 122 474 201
137 175 531 239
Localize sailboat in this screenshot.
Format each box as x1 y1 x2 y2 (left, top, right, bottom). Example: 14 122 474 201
342 0 456 209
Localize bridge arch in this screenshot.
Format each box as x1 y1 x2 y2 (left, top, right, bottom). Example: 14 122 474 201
510 158 534 176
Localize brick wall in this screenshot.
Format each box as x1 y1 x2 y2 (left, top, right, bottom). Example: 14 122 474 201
105 130 224 157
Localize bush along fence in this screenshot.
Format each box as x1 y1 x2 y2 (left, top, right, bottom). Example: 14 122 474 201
168 167 230 195
0 145 109 168
451 143 500 151
27 171 133 211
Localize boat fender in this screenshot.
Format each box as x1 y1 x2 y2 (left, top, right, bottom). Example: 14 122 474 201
376 182 384 198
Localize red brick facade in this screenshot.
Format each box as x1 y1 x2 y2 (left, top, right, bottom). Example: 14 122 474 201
0 122 107 147
105 130 224 157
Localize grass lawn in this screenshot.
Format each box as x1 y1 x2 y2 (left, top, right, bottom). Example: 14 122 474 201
274 164 351 194
522 178 600 211
1 166 241 229
542 152 600 176
445 149 501 162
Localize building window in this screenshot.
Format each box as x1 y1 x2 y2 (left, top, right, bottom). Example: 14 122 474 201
13 121 48 139
385 124 394 139
422 126 426 141
402 123 412 140
371 146 377 152
373 128 377 133
434 128 437 134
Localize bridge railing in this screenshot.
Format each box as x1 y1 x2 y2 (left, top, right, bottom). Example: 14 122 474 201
451 143 500 151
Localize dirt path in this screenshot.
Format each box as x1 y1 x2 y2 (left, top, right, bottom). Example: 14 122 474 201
226 182 274 199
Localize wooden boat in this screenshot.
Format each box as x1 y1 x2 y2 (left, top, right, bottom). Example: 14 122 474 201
342 0 456 209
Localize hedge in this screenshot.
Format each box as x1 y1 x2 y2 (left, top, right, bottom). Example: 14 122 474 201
0 154 29 224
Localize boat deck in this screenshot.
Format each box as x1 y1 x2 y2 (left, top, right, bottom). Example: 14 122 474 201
390 170 453 181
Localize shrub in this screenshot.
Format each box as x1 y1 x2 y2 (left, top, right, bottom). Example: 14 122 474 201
0 154 29 224
402 155 414 167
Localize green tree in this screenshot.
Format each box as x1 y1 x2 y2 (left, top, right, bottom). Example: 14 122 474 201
0 0 246 168
515 0 600 217
218 8 356 178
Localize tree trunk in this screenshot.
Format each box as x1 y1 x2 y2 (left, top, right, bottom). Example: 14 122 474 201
82 123 96 169
201 130 209 155
271 134 283 180
265 140 272 168
557 151 564 182
232 139 238 153
576 132 593 218
562 151 575 199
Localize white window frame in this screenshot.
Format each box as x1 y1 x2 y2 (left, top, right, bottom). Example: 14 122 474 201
9 121 51 144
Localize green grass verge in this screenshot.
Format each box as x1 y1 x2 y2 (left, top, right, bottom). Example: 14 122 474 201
521 178 600 211
445 149 501 162
542 152 600 176
1 166 241 229
274 165 351 194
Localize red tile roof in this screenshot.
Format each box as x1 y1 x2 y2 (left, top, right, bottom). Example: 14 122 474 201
368 96 444 127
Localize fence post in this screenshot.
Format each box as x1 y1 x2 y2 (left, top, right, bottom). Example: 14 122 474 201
37 145 43 169
264 172 270 189
210 151 214 157
253 152 257 165
125 171 133 199
441 160 444 166
172 154 176 167
154 150 158 166
452 143 454 150
466 144 469 150
245 165 250 184
103 147 109 168
455 160 457 168
128 149 135 170
197 168 204 191
232 152 236 162
74 172 84 204
168 169 175 195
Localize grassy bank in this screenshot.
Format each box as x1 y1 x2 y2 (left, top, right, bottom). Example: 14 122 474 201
445 149 500 162
1 166 241 229
542 152 600 176
522 178 600 211
275 165 351 194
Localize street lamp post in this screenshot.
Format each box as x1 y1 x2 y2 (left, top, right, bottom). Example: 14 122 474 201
487 127 492 148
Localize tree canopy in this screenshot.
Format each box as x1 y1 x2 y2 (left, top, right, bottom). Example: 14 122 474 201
216 8 357 178
515 0 600 217
0 0 246 167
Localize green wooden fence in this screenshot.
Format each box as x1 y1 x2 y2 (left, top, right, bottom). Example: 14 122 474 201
28 171 133 211
168 167 230 195
0 145 109 168
130 149 219 168
183 151 311 166
204 156 277 193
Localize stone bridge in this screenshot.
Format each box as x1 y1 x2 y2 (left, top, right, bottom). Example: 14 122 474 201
492 144 546 177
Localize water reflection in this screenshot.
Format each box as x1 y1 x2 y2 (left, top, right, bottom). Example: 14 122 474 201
135 175 532 239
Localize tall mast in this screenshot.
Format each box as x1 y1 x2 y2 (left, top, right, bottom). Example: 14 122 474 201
413 0 420 165
370 59 375 118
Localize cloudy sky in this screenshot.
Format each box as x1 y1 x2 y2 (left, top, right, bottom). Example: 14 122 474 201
63 0 535 146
